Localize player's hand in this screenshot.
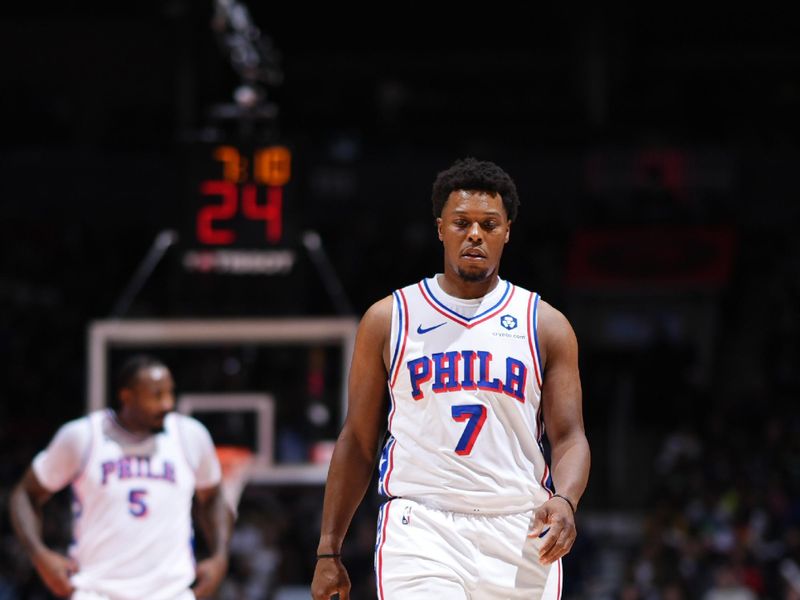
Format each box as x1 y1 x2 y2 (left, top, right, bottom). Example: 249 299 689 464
32 547 77 598
311 556 350 600
529 496 577 565
193 554 228 598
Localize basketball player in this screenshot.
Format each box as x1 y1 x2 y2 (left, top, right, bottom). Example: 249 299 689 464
311 158 591 599
9 355 234 600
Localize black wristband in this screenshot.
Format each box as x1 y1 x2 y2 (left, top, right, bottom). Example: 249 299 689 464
552 493 576 514
316 553 341 559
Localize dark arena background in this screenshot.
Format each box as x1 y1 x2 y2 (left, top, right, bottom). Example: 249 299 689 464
2 4 800 599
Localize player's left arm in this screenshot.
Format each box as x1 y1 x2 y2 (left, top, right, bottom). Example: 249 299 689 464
192 483 234 599
530 300 591 565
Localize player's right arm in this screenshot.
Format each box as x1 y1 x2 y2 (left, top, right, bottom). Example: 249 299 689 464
10 468 78 598
311 296 393 600
9 419 87 598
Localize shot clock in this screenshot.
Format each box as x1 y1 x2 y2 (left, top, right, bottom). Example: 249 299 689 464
182 143 298 277
193 144 290 246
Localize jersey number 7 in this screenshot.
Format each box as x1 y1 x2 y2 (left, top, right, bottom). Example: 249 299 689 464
451 404 487 455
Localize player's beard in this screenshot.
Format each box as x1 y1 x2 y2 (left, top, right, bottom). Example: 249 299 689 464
457 266 491 282
150 414 169 434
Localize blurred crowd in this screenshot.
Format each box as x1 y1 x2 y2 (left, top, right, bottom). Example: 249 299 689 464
614 227 800 599
617 409 800 599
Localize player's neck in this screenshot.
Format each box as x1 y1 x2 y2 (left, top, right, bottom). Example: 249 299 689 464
437 272 500 300
112 409 151 437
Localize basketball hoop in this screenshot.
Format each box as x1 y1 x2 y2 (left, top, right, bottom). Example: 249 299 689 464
214 445 255 514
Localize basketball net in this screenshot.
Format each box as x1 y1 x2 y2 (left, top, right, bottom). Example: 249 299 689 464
214 445 255 515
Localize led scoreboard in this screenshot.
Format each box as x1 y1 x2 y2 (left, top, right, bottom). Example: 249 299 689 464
182 144 297 277
195 145 288 245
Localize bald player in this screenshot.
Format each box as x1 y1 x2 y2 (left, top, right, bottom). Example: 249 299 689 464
10 354 234 600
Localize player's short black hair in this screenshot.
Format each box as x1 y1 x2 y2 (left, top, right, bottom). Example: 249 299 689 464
115 354 168 392
431 157 519 221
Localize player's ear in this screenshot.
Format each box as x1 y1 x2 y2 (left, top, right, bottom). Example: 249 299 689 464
436 218 443 241
505 220 512 243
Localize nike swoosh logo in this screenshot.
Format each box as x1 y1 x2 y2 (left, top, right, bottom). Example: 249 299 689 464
417 322 446 334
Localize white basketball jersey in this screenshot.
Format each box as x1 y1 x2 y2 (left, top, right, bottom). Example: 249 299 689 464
69 411 198 600
378 275 553 513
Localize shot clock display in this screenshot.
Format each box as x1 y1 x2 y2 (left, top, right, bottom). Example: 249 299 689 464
194 144 290 246
182 143 298 277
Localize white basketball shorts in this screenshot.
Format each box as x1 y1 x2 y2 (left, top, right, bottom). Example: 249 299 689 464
374 497 562 599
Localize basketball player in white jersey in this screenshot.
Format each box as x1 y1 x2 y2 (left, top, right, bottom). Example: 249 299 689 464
10 355 234 600
312 158 590 600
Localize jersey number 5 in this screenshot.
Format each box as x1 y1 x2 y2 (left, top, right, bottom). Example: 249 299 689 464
128 489 148 517
451 404 487 455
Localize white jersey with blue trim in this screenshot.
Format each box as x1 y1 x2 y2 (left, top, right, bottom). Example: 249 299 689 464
378 275 553 514
69 411 199 600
